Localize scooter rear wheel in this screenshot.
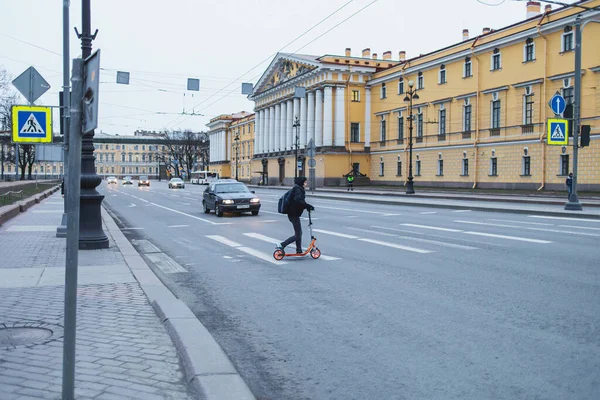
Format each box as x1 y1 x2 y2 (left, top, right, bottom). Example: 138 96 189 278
310 248 321 259
273 249 285 261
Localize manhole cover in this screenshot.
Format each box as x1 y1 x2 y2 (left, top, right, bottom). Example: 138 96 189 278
0 322 63 349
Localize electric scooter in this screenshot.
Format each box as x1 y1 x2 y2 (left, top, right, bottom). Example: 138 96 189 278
273 210 321 260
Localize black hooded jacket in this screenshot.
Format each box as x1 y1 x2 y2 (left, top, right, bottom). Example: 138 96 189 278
288 184 309 216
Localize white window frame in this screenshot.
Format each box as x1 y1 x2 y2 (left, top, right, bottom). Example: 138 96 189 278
523 91 534 125
381 83 387 99
417 73 424 89
352 90 360 102
462 157 469 176
491 52 502 71
491 98 501 129
463 58 472 78
398 78 404 95
396 156 402 176
415 159 421 176
350 122 360 143
397 111 404 140
438 65 446 84
416 107 423 138
561 31 574 52
523 41 536 62
437 159 444 176
522 155 531 176
490 157 498 176
379 157 384 176
463 99 472 132
380 116 386 142
438 105 446 135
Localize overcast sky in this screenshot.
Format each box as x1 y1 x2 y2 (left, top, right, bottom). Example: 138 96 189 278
0 0 571 136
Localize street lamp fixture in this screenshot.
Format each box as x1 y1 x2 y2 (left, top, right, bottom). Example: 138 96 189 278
403 80 419 195
292 116 300 178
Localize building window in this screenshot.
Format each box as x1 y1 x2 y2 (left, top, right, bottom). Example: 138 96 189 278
380 117 386 142
105 145 108 150
462 158 469 176
379 157 384 176
398 114 404 140
135 167 139 174
439 108 446 136
396 157 402 176
398 78 404 94
415 159 421 176
352 90 360 102
148 154 152 162
416 110 423 139
142 145 145 151
350 123 360 143
134 145 139 150
417 72 424 89
121 166 125 174
464 57 472 78
522 155 531 176
463 102 472 133
111 154 115 162
490 157 498 176
111 166 115 173
561 27 574 52
122 154 125 162
524 38 535 62
560 154 569 175
491 49 501 71
438 64 446 84
116 145 120 150
129 154 132 162
437 159 444 176
562 86 574 104
381 83 387 99
524 94 534 125
142 154 146 162
492 99 501 129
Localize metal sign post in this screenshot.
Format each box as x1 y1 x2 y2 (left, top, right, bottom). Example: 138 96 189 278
307 138 316 193
62 57 84 400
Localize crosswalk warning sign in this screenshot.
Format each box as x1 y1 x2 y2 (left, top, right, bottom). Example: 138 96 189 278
547 118 568 146
11 105 52 143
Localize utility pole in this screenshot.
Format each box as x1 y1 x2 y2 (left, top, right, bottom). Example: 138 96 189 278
565 14 583 211
75 0 108 248
293 116 300 178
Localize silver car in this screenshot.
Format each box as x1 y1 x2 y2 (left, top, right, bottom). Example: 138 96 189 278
168 178 185 189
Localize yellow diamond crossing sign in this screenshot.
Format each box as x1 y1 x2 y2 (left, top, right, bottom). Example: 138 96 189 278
12 105 53 143
547 118 568 146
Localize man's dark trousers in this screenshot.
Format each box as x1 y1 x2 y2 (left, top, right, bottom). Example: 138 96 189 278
282 214 302 252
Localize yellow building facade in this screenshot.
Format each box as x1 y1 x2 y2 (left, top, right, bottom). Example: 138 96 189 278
209 1 600 190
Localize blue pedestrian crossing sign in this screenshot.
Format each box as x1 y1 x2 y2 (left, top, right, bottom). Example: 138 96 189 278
549 92 566 115
12 105 53 143
547 118 568 145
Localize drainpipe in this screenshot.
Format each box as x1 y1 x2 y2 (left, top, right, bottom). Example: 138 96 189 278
470 37 481 189
400 62 410 186
537 10 550 190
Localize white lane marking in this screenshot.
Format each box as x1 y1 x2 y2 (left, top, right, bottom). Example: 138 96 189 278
243 232 341 260
559 225 600 231
464 231 552 244
368 226 478 250
382 213 402 216
313 229 358 239
345 215 359 218
358 238 433 254
206 235 242 247
178 202 191 205
455 220 600 237
452 210 472 213
301 217 319 221
151 202 231 225
137 198 149 203
419 212 437 215
528 215 600 223
258 220 278 223
223 256 232 259
402 223 461 232
238 247 286 265
183 197 196 200
489 219 553 226
168 225 190 228
311 204 391 215
373 225 507 247
127 203 136 208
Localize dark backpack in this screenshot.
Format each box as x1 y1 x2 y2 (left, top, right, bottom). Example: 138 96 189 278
278 189 294 214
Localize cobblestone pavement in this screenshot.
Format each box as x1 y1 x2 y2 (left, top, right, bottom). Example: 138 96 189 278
0 194 193 399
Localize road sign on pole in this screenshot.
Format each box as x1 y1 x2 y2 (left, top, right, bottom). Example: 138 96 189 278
549 92 566 115
12 66 51 104
11 105 53 143
83 50 101 134
547 118 568 145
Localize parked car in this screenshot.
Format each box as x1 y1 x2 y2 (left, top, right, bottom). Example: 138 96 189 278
138 175 150 186
202 181 260 217
168 178 185 189
106 176 118 184
122 176 133 185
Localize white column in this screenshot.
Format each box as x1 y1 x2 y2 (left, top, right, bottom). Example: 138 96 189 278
219 131 223 161
293 98 300 151
334 86 345 147
269 105 276 153
280 101 287 150
210 135 213 162
365 88 371 147
300 94 308 147
315 89 323 147
264 108 270 154
261 109 267 154
286 99 293 150
274 103 281 151
307 91 315 145
253 111 259 155
323 86 333 146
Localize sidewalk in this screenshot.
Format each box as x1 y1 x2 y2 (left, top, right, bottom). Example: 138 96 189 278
249 185 600 219
0 193 254 400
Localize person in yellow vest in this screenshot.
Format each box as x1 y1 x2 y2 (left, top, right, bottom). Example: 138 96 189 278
347 175 354 191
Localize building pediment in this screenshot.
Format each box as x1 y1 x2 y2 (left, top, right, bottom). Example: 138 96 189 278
252 53 320 96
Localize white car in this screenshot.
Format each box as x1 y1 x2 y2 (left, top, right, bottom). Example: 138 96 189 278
106 176 118 184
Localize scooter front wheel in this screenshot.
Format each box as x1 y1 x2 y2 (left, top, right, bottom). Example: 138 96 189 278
273 249 285 261
310 247 321 259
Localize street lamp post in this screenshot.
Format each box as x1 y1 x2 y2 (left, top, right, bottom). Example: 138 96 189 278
234 134 240 181
292 116 300 178
403 80 419 195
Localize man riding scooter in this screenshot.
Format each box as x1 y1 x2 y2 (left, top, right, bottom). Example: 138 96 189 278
277 176 314 254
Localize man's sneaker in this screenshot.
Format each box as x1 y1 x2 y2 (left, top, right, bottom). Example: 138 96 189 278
295 249 303 254
275 243 284 251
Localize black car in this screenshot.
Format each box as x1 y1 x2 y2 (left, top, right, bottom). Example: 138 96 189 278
202 181 260 217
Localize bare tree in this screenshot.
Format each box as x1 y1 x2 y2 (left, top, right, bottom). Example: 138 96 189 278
158 130 208 179
0 66 20 179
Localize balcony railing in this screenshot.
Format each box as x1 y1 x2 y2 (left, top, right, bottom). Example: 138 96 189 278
490 128 500 137
521 124 534 134
437 134 446 142
462 131 471 139
416 137 423 143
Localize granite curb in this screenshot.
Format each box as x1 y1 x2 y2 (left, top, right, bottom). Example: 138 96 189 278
249 185 600 219
101 205 256 400
0 185 60 226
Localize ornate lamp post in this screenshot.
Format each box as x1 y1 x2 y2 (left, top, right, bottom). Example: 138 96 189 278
403 80 419 195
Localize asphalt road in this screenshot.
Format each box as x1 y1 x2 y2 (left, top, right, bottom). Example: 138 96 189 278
101 181 600 400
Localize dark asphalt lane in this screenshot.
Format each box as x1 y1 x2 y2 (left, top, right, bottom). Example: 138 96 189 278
101 181 600 400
